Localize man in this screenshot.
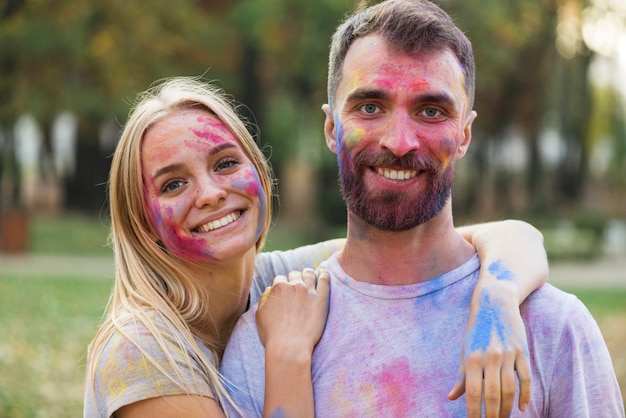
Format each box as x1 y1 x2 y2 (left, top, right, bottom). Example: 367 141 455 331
221 0 624 416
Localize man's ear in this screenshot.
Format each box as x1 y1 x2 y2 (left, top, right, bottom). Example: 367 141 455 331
457 110 477 159
322 104 338 154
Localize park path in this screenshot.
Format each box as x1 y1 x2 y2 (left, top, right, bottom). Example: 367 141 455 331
1 253 624 288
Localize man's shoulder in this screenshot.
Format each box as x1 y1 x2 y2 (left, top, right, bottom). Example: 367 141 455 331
520 283 584 316
521 283 597 335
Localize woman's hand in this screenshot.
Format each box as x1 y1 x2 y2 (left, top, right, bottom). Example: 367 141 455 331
448 278 531 418
256 268 330 418
256 268 330 353
453 220 547 417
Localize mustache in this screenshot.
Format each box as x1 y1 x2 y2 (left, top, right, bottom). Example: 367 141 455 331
353 150 441 172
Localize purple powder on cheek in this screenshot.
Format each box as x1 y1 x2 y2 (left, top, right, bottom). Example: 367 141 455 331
231 165 267 240
438 137 456 154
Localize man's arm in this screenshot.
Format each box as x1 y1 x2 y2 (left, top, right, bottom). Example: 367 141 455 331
451 219 549 418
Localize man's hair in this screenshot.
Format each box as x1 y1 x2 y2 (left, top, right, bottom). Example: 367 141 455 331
327 0 475 110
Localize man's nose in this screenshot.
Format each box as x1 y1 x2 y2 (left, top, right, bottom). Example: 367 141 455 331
379 112 421 157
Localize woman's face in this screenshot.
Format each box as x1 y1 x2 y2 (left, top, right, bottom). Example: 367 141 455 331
141 108 267 264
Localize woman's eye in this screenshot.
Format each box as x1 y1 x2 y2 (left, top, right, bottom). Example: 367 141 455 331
361 103 380 114
216 158 239 171
161 180 184 193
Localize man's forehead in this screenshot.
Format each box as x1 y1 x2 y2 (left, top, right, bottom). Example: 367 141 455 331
338 42 467 100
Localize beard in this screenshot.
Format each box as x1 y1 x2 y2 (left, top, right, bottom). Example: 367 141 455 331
338 150 454 231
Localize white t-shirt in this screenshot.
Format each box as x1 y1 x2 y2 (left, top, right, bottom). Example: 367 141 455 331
221 253 624 417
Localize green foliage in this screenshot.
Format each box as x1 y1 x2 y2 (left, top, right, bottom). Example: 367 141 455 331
1 0 624 225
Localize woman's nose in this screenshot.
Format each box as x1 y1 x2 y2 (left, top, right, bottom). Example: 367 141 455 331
194 177 227 208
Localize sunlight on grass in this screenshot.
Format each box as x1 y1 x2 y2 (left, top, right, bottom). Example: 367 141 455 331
0 276 112 417
1 214 624 414
30 213 112 255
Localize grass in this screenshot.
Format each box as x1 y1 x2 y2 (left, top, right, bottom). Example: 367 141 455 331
29 212 112 255
0 276 113 418
0 213 624 416
564 288 626 317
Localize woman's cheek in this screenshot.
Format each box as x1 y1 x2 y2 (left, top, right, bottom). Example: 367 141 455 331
150 201 179 245
149 200 203 260
232 165 267 241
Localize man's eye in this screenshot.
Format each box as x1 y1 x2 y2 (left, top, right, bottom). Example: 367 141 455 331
361 103 379 114
422 108 442 117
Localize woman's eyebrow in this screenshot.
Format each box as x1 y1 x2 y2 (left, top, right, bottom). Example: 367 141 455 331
152 143 237 180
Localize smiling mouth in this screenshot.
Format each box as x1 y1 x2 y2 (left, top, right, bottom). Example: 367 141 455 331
375 167 418 180
194 211 242 233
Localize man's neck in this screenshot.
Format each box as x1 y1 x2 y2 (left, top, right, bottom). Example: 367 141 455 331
338 211 475 286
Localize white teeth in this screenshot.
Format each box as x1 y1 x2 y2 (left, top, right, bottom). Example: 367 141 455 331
197 211 241 232
376 168 417 180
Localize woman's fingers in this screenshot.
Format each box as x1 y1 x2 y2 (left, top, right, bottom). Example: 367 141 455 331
515 350 531 412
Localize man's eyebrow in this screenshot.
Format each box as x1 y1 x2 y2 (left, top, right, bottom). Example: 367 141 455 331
345 88 389 103
415 92 456 108
345 89 458 111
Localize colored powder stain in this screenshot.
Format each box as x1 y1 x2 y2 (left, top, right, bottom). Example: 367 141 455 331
367 357 418 416
196 116 231 135
151 202 215 263
374 64 430 92
334 114 345 150
436 138 456 169
229 165 266 240
333 115 353 178
268 407 286 418
185 134 225 153
487 260 515 282
189 117 231 146
345 128 366 149
468 292 508 353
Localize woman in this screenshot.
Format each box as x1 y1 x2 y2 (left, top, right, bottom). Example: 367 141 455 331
84 77 547 417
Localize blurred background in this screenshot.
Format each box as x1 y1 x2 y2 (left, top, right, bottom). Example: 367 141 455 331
0 0 625 416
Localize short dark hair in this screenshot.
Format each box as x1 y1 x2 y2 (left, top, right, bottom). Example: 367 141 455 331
327 0 475 110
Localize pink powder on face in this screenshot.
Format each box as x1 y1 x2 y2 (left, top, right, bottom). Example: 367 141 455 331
148 196 216 263
373 63 430 93
188 116 233 150
231 165 267 241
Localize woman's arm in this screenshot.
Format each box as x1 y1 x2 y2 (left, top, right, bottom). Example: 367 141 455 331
256 268 330 418
450 219 549 418
115 395 224 418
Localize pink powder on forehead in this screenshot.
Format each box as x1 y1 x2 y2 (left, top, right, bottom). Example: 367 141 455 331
195 116 232 137
187 116 234 149
373 63 430 92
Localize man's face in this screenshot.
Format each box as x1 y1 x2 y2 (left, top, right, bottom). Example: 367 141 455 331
323 34 476 231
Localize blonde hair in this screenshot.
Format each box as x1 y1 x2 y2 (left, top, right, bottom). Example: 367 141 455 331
86 77 273 413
